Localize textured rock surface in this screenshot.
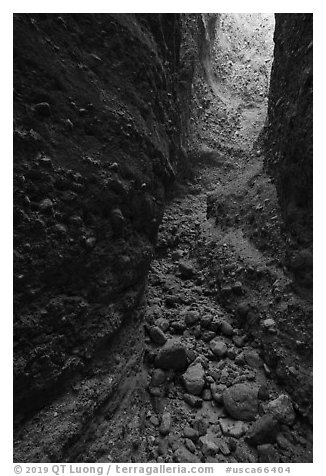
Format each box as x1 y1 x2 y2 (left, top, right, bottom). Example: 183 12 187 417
263 14 313 286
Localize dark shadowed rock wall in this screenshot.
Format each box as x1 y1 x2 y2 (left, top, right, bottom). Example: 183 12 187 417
13 13 184 416
263 14 313 286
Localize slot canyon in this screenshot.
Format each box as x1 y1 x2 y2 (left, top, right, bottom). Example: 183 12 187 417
13 13 313 463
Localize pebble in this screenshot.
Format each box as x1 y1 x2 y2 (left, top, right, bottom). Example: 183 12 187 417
236 302 250 318
193 417 208 436
202 389 212 400
108 162 119 172
211 383 226 404
151 369 166 386
220 321 234 336
184 310 200 326
39 198 53 211
219 418 246 439
33 102 51 116
262 318 276 329
149 386 162 397
159 412 172 436
235 352 245 365
232 282 243 295
258 385 270 401
157 438 169 455
201 330 216 342
183 393 203 408
276 433 292 451
183 427 199 442
168 435 180 451
149 415 160 427
110 208 125 231
184 438 196 453
200 315 213 328
193 354 209 369
233 335 246 347
199 435 219 456
172 250 183 261
156 318 170 332
170 321 186 334
218 440 231 456
54 223 67 234
227 348 236 360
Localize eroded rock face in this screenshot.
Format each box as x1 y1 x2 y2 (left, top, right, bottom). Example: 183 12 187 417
264 14 312 285
13 13 184 416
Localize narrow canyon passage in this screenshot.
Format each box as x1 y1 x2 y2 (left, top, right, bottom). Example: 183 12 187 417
13 14 313 464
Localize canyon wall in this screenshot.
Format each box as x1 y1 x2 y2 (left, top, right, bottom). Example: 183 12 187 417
13 13 185 416
263 14 313 287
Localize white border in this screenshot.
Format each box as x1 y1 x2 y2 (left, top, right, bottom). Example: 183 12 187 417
1 2 323 473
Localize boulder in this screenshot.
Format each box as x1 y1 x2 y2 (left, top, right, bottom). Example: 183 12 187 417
183 427 199 442
148 326 167 346
210 339 227 358
178 260 195 279
265 394 295 425
174 447 200 463
223 383 259 421
245 415 280 446
244 349 263 369
182 363 205 395
199 435 219 456
155 339 188 370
